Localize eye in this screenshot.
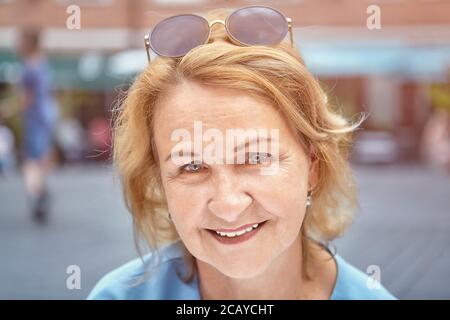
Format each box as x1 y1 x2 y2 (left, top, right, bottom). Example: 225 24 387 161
247 152 272 165
180 161 204 174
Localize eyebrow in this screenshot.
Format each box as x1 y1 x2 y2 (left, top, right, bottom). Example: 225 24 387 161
164 136 277 163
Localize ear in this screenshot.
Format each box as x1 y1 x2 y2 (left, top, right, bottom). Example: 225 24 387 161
307 149 319 192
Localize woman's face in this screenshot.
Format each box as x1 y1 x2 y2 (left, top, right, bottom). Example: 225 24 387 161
154 80 317 278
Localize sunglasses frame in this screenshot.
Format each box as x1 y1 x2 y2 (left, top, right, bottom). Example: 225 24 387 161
144 5 294 62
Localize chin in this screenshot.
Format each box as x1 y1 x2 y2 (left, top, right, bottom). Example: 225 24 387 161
212 254 272 279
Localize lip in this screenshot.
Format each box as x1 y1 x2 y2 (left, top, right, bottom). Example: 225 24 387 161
211 222 265 233
207 220 267 245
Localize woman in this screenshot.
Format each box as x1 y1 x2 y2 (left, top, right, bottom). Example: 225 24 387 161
19 30 59 224
89 6 395 300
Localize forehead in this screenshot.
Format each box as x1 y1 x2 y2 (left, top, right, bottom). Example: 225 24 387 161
154 81 292 135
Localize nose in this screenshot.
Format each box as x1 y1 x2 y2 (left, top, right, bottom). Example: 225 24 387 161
207 168 253 223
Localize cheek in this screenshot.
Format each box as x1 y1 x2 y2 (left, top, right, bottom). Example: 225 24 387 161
163 184 213 262
251 165 309 220
248 165 309 248
163 183 206 234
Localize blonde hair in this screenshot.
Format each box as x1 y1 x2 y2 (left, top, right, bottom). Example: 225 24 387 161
112 8 366 282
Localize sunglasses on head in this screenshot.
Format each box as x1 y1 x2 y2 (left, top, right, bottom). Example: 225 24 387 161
144 5 294 62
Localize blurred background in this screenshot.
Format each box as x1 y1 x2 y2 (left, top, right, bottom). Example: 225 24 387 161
0 0 449 299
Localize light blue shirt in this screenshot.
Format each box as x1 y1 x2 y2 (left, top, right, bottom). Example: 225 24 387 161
87 240 396 300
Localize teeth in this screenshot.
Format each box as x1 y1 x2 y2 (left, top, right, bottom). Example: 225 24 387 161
215 223 261 238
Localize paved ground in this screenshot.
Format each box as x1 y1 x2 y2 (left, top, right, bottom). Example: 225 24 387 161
0 163 449 299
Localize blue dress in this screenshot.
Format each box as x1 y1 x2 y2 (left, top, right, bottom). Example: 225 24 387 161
21 59 59 160
87 240 396 300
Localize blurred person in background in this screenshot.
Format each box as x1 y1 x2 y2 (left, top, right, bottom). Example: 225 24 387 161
0 113 16 177
421 79 450 173
18 29 59 224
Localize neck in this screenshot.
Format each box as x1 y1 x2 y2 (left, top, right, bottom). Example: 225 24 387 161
197 234 311 300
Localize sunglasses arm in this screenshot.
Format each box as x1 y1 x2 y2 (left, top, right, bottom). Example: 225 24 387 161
286 17 294 48
144 34 151 63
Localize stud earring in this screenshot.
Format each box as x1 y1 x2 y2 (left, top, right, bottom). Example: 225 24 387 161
168 212 172 221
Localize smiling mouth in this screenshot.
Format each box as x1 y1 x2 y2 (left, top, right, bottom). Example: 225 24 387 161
213 223 260 237
206 220 268 244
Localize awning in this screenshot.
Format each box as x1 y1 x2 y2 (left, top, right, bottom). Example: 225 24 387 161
301 43 450 82
1 43 449 89
0 51 127 91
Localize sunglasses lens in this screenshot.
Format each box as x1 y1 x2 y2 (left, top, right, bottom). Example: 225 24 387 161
150 14 210 57
227 6 288 46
